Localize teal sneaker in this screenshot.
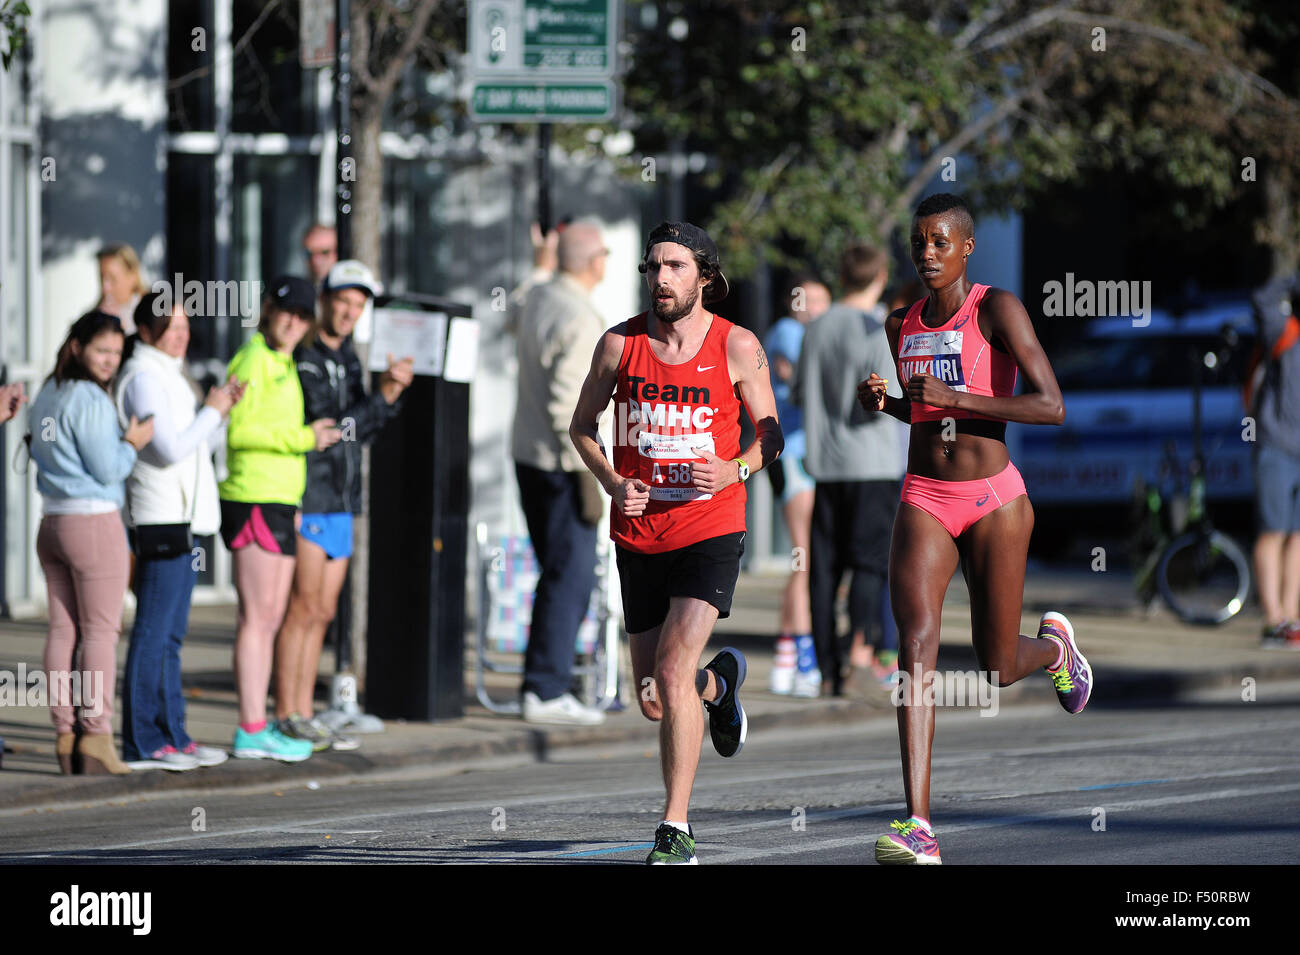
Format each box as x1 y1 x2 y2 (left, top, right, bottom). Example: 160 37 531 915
233 724 313 762
645 823 697 865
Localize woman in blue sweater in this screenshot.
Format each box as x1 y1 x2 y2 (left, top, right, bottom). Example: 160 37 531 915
28 311 154 774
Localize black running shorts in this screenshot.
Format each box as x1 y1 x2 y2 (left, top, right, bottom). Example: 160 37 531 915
615 531 746 634
219 500 298 556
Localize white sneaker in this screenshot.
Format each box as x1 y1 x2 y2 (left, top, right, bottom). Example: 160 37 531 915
126 746 200 772
522 691 606 726
770 666 794 694
309 716 360 751
791 669 822 698
182 744 229 767
317 708 386 734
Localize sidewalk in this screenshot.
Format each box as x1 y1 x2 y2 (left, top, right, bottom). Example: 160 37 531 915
2 567 1298 811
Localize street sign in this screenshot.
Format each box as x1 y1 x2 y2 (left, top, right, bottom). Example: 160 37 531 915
471 81 614 121
468 0 619 123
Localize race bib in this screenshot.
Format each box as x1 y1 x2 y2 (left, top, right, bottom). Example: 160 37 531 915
638 431 715 502
899 330 967 390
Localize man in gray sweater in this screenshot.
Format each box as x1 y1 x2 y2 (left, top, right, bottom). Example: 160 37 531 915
512 220 610 723
794 244 905 696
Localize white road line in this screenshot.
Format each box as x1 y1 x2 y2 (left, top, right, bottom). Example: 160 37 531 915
704 781 1300 863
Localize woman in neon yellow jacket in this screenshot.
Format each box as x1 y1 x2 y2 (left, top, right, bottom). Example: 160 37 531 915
220 276 340 763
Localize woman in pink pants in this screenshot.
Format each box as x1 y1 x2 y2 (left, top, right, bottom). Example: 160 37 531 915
27 311 154 773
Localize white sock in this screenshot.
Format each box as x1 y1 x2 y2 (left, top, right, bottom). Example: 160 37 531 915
661 819 690 834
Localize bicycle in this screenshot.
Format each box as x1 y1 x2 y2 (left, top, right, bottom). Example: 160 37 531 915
1130 330 1252 625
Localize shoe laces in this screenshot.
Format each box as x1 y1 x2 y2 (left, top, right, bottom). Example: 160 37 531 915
1049 668 1075 693
890 819 919 837
654 825 691 855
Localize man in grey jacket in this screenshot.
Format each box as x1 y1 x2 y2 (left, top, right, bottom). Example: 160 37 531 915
512 220 610 724
795 243 905 697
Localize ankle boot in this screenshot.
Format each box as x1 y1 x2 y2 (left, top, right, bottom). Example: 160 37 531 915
55 733 78 774
77 733 131 775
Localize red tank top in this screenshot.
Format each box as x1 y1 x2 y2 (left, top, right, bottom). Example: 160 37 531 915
610 312 746 553
896 283 1017 423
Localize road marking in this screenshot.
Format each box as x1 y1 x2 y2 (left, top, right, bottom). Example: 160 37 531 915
4 714 1297 856
702 781 1300 863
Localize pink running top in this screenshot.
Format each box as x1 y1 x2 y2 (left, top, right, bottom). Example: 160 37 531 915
896 283 1018 423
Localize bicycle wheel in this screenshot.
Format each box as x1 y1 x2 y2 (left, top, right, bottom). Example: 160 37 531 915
1156 528 1252 625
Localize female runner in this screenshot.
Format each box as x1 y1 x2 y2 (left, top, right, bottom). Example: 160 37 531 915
860 193 1092 865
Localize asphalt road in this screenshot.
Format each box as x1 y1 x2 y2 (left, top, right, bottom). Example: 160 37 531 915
2 680 1298 866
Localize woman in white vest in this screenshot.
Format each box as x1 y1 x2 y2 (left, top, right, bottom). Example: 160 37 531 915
116 291 244 770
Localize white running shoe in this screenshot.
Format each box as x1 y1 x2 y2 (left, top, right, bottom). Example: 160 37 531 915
791 669 822 698
126 746 200 772
522 691 606 726
181 743 229 767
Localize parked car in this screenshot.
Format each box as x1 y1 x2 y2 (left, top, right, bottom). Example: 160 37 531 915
1009 299 1256 520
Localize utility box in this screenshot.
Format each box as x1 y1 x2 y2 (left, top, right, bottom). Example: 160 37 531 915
365 293 475 721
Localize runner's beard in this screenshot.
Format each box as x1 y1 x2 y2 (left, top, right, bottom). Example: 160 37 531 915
651 284 700 323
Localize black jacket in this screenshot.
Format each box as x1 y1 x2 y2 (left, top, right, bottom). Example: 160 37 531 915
295 336 400 514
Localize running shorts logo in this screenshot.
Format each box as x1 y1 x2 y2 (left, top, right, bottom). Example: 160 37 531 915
975 493 989 507
638 431 716 502
899 330 966 389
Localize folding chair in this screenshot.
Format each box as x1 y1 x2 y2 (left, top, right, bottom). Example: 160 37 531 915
473 523 619 715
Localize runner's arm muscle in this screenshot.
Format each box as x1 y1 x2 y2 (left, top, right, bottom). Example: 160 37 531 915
569 327 626 494
948 288 1064 426
728 325 784 474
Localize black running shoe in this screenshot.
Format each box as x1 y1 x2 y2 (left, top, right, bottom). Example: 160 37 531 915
645 823 697 865
702 647 747 758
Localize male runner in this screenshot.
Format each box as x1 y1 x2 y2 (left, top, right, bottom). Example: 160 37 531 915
569 221 784 864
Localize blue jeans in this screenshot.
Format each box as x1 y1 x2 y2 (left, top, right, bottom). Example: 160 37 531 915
515 463 598 701
122 551 197 761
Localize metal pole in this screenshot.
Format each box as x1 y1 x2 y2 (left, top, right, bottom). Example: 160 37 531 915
335 0 353 258
537 123 552 233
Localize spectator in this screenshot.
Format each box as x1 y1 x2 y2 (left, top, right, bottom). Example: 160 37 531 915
96 243 149 335
273 261 412 750
302 224 338 283
765 274 831 696
0 382 26 424
220 277 341 762
512 220 609 724
1250 273 1300 648
116 292 244 771
794 243 904 697
28 311 154 774
506 222 563 329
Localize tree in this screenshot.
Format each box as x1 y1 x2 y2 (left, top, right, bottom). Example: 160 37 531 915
348 0 464 271
609 0 1300 278
0 0 29 71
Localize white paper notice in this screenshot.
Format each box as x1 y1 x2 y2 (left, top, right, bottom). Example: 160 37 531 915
442 318 480 383
368 308 447 377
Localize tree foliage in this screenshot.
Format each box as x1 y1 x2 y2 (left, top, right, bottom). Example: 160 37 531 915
607 0 1300 277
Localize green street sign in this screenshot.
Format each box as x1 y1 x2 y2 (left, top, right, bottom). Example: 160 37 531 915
523 0 612 71
468 0 620 122
470 81 615 121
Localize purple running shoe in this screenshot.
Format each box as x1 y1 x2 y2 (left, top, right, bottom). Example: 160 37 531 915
874 818 942 865
1039 611 1092 714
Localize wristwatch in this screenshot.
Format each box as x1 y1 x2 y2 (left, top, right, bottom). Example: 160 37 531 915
734 458 750 483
